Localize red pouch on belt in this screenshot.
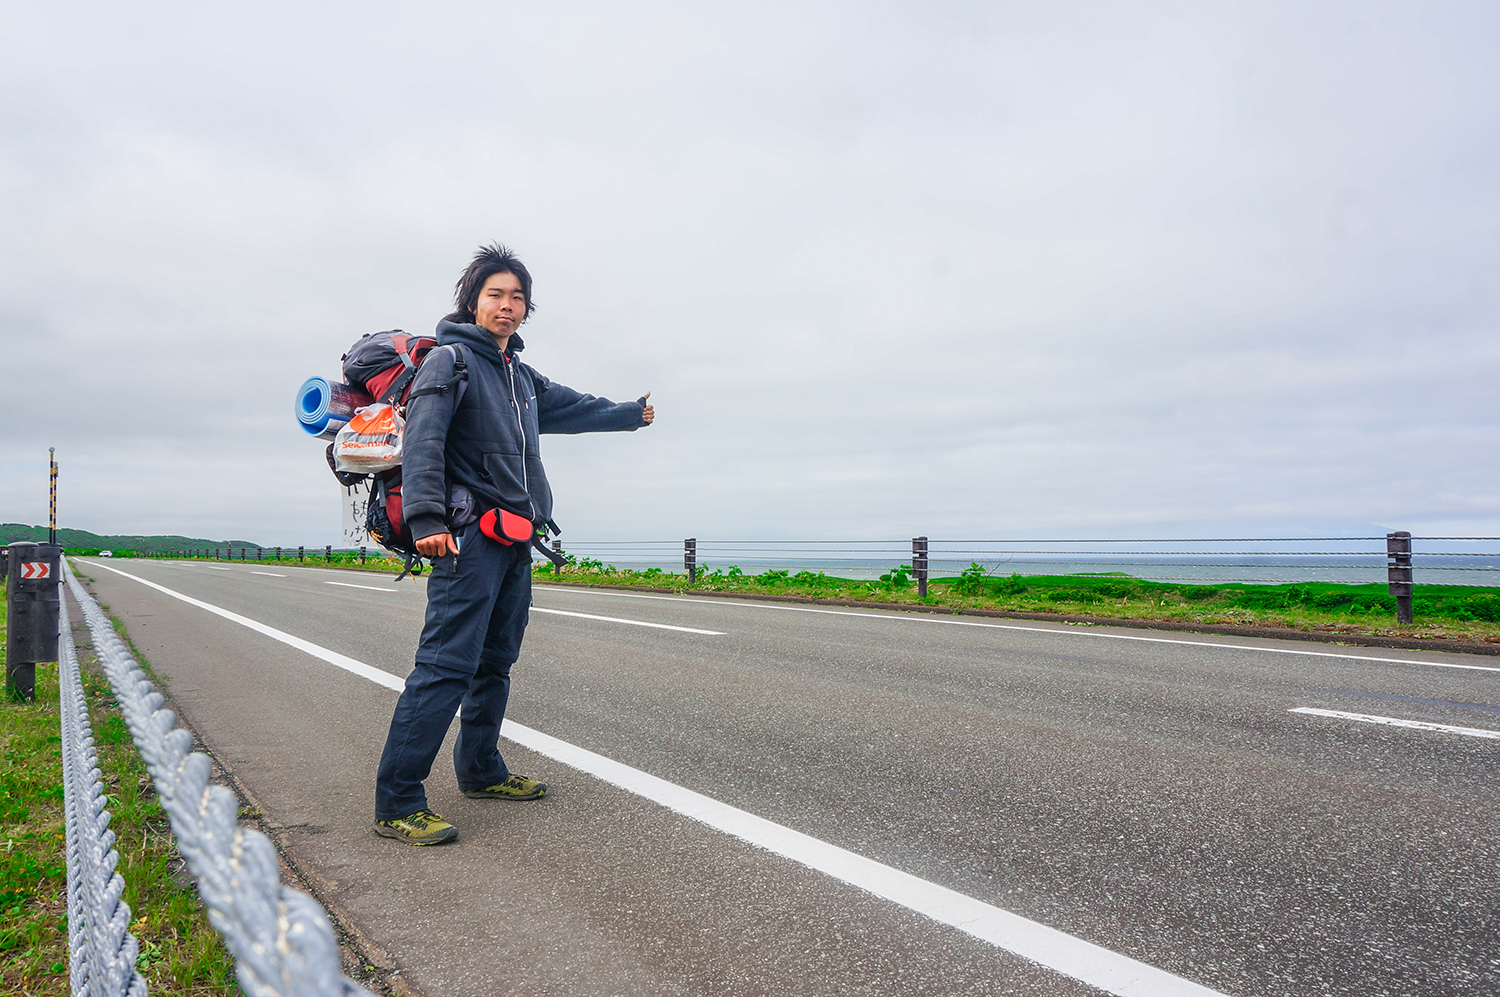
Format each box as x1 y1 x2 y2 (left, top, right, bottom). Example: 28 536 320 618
478 508 534 546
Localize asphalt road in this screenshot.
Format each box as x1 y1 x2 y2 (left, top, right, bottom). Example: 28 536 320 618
73 557 1500 997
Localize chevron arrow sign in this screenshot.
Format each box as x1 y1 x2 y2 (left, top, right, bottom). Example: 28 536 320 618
20 562 51 580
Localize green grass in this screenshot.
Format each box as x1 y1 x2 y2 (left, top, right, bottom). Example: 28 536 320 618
0 596 238 994
530 561 1500 643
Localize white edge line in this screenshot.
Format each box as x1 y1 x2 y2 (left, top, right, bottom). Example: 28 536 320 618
326 581 399 592
1290 707 1500 740
80 561 405 693
251 572 287 577
77 559 1227 997
531 606 724 635
534 585 1500 674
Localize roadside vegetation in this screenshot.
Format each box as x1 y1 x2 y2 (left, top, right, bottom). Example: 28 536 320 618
527 559 1500 644
0 597 237 995
100 547 1500 642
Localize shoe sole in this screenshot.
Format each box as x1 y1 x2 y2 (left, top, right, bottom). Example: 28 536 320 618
372 821 458 845
462 786 548 801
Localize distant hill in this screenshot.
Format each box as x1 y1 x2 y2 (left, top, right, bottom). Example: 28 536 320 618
0 524 263 553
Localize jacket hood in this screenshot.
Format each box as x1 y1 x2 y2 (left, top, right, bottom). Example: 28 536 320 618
435 316 525 360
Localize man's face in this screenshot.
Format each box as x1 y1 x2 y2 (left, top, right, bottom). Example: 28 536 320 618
472 271 527 345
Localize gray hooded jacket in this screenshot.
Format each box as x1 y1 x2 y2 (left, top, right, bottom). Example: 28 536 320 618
401 318 647 542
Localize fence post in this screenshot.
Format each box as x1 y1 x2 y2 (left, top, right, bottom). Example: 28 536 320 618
685 538 697 584
913 536 928 598
1387 531 1413 624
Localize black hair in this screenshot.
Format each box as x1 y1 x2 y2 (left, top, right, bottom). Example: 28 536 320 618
452 243 535 323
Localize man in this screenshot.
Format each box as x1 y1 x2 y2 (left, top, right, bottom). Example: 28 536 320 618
374 243 654 845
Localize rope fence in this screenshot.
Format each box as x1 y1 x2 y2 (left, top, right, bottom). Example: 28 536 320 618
60 560 373 997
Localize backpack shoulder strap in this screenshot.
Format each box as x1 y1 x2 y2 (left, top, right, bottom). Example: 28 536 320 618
406 344 470 406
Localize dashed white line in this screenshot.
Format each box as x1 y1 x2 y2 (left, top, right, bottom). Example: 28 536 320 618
252 571 287 577
203 565 231 571
326 581 398 592
79 559 1225 997
531 607 723 635
535 586 1500 674
1290 707 1500 740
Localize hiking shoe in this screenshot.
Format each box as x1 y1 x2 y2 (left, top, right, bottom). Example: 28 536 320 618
463 775 548 800
373 809 458 845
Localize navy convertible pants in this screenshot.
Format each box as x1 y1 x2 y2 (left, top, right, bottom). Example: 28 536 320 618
375 528 532 820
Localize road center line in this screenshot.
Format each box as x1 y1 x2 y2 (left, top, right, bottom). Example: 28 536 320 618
1290 707 1500 740
531 606 724 635
535 586 1500 674
252 571 287 577
76 559 1224 997
203 565 231 571
326 581 398 592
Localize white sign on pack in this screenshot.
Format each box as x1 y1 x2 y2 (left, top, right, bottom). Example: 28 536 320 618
21 562 51 580
342 479 373 547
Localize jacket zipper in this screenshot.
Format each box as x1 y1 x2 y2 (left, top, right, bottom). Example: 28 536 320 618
503 353 536 520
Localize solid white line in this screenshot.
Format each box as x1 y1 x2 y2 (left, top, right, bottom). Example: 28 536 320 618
326 581 398 592
252 571 287 577
1290 708 1500 740
535 586 1500 674
531 607 724 635
80 561 406 692
78 559 1224 997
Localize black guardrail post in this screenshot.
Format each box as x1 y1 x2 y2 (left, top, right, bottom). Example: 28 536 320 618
325 544 332 563
685 538 697 584
1387 531 1413 624
298 545 304 562
360 546 367 565
552 539 563 575
913 536 928 598
6 542 61 702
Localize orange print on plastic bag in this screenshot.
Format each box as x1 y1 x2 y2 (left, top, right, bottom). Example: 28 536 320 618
333 403 404 472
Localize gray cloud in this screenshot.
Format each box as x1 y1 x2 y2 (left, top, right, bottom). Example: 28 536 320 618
3 2 1497 544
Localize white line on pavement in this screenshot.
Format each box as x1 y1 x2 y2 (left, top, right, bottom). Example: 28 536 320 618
252 571 287 577
326 581 398 592
535 586 1500 674
203 565 231 571
531 607 724 635
80 559 1225 997
1290 707 1500 740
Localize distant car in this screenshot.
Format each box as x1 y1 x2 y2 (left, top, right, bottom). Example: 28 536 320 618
99 550 113 557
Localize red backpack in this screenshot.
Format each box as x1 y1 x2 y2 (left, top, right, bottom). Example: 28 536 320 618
327 331 469 577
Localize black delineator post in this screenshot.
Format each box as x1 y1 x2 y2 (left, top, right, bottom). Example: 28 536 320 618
913 536 929 598
276 547 282 561
552 539 563 575
685 538 697 584
325 544 332 563
360 546 367 565
6 542 61 702
1387 531 1413 624
298 546 304 562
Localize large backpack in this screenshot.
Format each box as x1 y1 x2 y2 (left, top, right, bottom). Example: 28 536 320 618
327 331 470 578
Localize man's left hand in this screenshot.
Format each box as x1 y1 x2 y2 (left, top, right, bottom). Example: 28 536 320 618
641 390 655 425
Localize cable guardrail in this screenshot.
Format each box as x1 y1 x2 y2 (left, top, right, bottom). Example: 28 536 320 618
59 590 146 997
61 560 373 997
114 533 1500 587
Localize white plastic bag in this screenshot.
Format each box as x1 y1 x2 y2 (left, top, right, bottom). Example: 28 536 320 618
333 403 404 472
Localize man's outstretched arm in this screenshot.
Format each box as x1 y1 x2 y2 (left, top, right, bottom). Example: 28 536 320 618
532 368 656 434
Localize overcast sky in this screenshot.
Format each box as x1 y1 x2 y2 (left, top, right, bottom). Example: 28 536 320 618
2 2 1496 545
